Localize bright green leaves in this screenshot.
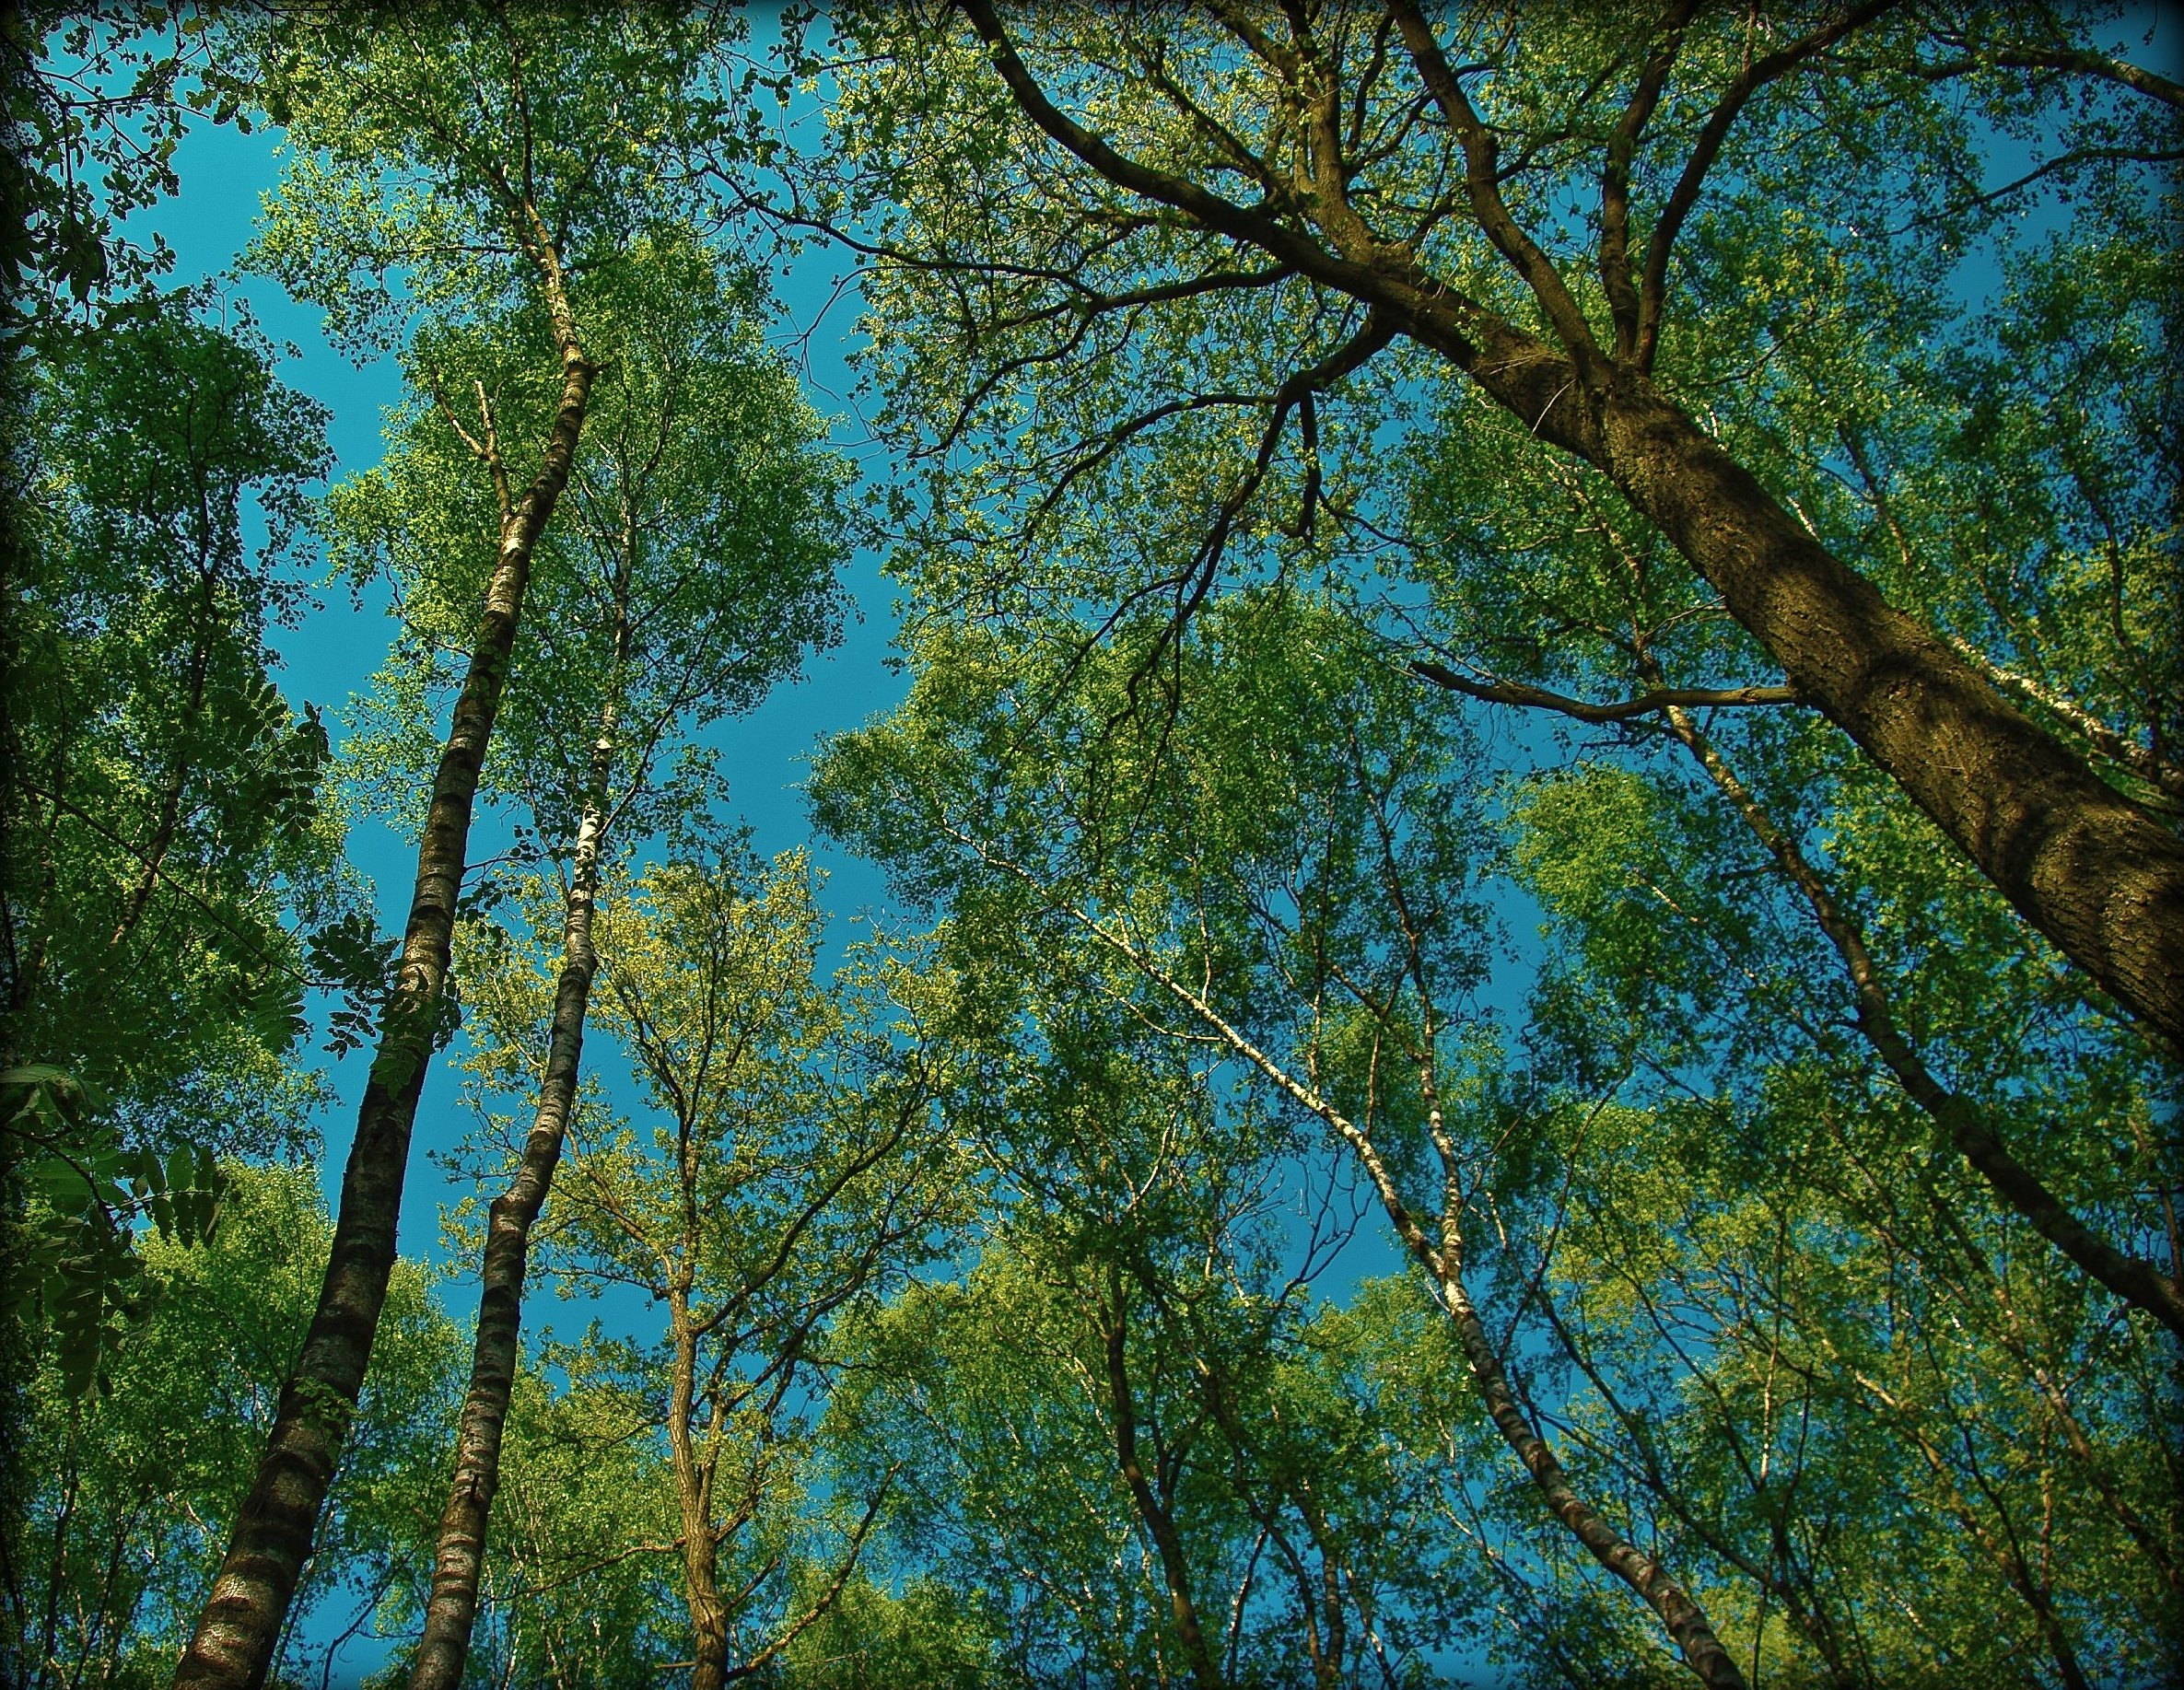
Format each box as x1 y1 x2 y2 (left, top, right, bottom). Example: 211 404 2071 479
4 288 349 1148
232 5 757 354
330 224 847 872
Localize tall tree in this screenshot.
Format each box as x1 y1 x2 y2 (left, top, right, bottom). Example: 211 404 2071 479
2 289 356 1439
815 593 1756 1685
798 1 2184 1053
447 849 963 1690
322 226 847 1690
172 8 752 1682
815 584 2179 1684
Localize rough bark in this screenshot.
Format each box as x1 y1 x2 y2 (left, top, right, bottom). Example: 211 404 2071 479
1578 374 2184 1056
960 0 2184 1056
403 722 616 1690
169 326 595 1690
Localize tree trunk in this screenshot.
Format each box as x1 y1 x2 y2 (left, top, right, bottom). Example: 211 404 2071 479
1114 942 1749 1690
169 330 595 1690
403 736 614 1690
1101 1294 1226 1690
406 488 638 1690
1583 369 2184 1055
1434 318 2184 1055
665 1298 730 1690
1429 1251 1749 1690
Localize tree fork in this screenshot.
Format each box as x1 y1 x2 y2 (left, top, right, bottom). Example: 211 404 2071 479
961 0 2184 1055
169 333 597 1690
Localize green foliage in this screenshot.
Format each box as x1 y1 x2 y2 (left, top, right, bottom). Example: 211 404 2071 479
4 1065 225 1398
439 845 972 1679
0 6 220 322
9 11 2180 1689
331 224 848 862
0 1162 463 1690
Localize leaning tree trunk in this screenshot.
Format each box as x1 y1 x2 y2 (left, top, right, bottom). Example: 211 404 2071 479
1115 942 1751 1690
170 317 595 1690
403 706 622 1690
1410 308 2184 1060
961 0 2184 1057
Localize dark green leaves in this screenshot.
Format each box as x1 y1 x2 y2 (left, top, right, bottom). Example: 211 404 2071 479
4 1065 228 1398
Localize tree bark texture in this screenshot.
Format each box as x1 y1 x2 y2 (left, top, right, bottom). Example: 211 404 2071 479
403 734 615 1690
169 332 595 1690
962 0 2184 1057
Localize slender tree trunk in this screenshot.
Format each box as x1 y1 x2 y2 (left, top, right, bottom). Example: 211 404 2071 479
664 1297 730 1690
169 328 595 1690
1105 938 1749 1690
403 725 617 1690
1100 1293 1226 1690
406 491 637 1690
1428 1241 1749 1690
1656 697 2184 1336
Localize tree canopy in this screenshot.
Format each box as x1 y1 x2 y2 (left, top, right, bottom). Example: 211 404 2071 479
3 6 2177 1689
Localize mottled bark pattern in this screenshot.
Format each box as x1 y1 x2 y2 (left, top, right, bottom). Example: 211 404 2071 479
170 332 595 1690
404 765 611 1690
666 1296 731 1690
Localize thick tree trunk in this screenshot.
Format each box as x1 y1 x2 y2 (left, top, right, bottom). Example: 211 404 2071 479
1594 373 2184 1054
169 332 594 1690
403 740 614 1690
963 0 2184 1054
1448 332 2184 1056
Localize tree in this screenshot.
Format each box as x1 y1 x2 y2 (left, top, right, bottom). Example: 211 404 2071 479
2 289 355 1421
794 5 2184 1225
323 222 847 1690
813 583 2179 1684
172 8 754 1680
446 848 964 1689
818 958 1481 1687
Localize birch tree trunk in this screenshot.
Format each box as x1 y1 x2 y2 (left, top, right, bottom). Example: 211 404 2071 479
404 697 623 1690
170 313 596 1690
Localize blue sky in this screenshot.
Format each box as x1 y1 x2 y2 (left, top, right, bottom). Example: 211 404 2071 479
158 109 915 1275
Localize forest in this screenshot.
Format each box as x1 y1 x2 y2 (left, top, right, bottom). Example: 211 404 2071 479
2 4 2178 1687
